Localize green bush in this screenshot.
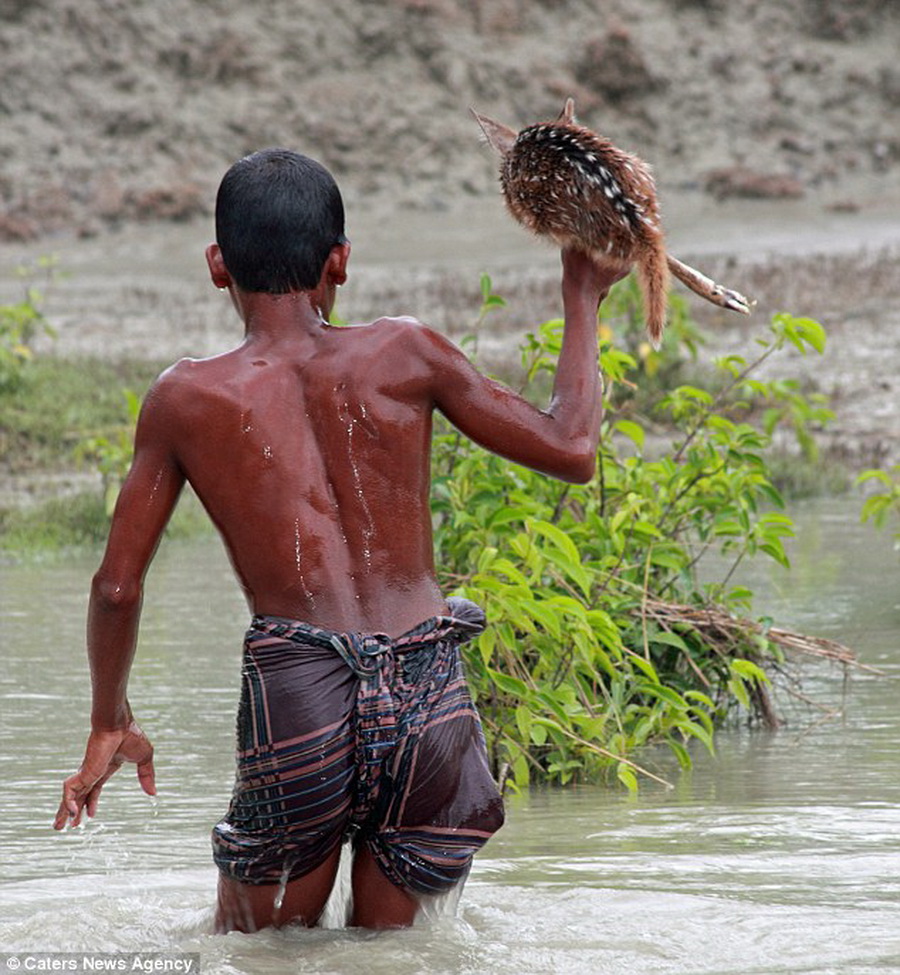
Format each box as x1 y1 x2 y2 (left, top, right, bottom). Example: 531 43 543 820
0 492 110 551
0 357 163 473
433 282 833 790
76 388 142 515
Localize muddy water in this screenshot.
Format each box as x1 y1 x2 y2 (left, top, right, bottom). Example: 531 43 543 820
1 496 898 973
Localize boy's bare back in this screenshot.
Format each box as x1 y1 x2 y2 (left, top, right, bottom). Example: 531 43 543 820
151 314 450 637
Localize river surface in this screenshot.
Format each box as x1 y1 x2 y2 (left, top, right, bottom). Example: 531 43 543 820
1 496 898 974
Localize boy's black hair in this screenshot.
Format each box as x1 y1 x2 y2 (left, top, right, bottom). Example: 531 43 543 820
215 148 346 294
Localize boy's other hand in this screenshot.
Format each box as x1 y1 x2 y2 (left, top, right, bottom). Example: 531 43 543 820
54 721 156 830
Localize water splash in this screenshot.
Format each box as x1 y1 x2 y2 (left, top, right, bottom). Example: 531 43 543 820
273 868 289 912
417 881 466 924
147 467 165 507
273 853 299 912
356 401 379 440
319 844 354 929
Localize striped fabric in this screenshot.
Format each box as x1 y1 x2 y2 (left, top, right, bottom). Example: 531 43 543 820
211 597 504 895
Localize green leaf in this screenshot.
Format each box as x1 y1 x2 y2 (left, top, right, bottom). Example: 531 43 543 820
638 682 689 710
614 419 645 449
731 658 770 684
477 628 496 666
479 272 492 300
528 517 582 565
672 717 715 753
623 650 660 682
857 469 892 487
522 598 563 639
727 676 751 710
530 723 548 746
684 690 716 710
667 737 693 770
616 762 639 793
490 670 529 698
512 753 530 787
795 317 827 354
650 630 690 653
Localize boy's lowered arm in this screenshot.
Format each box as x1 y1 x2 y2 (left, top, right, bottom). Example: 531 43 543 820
54 379 185 829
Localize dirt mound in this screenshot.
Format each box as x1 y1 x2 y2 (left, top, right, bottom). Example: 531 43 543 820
1 0 899 240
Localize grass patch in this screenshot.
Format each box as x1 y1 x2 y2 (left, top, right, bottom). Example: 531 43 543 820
0 493 110 552
0 354 218 556
0 488 213 557
0 355 166 473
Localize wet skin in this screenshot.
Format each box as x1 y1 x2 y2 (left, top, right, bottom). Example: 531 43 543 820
54 240 627 930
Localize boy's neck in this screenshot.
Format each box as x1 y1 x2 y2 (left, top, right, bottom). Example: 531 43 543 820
238 288 331 342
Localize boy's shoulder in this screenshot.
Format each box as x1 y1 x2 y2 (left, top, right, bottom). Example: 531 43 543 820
155 347 247 384
336 315 453 360
142 354 231 414
361 315 460 356
352 314 429 338
150 355 214 394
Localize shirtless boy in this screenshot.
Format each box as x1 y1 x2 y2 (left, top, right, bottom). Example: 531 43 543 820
54 149 627 931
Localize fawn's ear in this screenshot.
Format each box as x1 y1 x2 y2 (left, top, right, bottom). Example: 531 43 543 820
558 98 576 125
470 108 518 157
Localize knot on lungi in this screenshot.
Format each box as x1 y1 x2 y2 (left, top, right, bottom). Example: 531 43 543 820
324 596 486 678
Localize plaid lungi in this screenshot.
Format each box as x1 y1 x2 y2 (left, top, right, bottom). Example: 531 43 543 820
211 597 504 894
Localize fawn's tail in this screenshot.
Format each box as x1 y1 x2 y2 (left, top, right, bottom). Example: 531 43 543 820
637 240 670 349
667 255 755 315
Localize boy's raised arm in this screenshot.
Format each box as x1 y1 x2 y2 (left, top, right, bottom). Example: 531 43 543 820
426 248 628 482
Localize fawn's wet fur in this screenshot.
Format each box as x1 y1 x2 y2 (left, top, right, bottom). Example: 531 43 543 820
472 98 753 347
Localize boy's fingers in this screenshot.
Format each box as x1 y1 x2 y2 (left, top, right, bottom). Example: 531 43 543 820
86 780 109 820
54 743 118 830
54 776 86 830
53 799 71 830
137 755 156 797
55 728 155 830
77 746 120 789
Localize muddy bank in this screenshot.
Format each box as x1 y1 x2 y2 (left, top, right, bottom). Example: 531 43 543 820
2 0 900 240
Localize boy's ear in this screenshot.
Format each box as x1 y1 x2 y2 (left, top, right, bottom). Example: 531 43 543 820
327 239 351 286
205 243 231 289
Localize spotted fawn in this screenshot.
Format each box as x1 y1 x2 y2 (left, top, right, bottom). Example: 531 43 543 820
472 98 754 347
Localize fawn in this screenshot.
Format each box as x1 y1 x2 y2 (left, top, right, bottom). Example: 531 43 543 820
472 98 754 347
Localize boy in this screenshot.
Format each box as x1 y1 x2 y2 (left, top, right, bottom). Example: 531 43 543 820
54 148 627 931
